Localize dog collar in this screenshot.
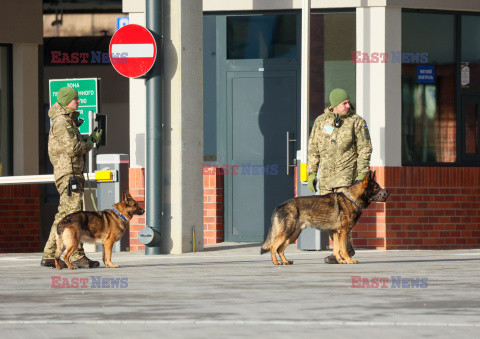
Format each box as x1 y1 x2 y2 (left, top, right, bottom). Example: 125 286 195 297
113 208 128 221
343 192 362 210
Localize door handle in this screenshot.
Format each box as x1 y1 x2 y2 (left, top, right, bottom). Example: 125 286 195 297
286 131 297 175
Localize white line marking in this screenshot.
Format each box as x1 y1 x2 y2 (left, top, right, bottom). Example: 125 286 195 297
111 44 154 58
0 320 478 327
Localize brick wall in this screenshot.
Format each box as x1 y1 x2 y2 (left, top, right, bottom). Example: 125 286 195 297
128 168 145 251
202 165 480 250
0 185 42 253
2 165 478 253
352 166 480 250
203 165 224 244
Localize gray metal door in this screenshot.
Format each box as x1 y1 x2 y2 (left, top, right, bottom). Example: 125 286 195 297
225 71 297 242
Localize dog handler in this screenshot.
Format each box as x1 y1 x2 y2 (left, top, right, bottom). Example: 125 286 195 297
307 88 372 264
41 87 102 268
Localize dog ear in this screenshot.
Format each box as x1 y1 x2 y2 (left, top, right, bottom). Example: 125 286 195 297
123 191 133 201
371 170 376 180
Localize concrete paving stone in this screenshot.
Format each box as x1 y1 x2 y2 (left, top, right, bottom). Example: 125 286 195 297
0 243 479 338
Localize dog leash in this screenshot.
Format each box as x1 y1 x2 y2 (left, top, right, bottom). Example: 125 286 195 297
86 172 98 212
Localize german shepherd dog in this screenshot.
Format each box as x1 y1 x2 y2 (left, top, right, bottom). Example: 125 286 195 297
261 171 389 265
55 192 145 270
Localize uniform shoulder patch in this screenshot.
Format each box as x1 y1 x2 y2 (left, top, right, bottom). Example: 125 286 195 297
363 122 371 140
65 124 75 139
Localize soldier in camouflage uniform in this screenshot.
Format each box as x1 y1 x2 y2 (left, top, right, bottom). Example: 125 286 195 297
307 88 372 264
41 87 102 268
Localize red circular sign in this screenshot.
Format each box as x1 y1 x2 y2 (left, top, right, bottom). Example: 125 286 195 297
109 24 157 78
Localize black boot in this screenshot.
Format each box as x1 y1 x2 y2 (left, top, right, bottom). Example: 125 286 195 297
40 258 67 268
324 255 338 264
71 257 100 268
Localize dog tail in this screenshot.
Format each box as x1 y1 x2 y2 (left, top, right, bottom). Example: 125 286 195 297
56 217 68 235
57 213 78 235
57 223 63 235
260 206 286 254
260 238 272 255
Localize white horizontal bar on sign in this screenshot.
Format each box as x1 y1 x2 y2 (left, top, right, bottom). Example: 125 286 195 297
111 44 154 58
0 173 96 185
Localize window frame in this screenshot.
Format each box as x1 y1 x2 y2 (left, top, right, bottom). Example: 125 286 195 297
0 43 13 176
402 9 480 167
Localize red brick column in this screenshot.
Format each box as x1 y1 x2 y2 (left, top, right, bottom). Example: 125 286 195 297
0 185 41 253
128 168 146 251
203 165 224 244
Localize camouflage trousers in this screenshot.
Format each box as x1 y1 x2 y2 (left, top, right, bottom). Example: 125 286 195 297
319 186 355 255
42 179 86 261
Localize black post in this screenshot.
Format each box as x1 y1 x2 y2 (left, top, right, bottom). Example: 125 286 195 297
144 0 163 254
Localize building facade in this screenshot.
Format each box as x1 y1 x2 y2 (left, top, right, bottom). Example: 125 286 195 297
0 0 43 252
198 0 480 249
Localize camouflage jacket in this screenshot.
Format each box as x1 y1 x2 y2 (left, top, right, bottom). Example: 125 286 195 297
307 107 372 189
48 103 92 191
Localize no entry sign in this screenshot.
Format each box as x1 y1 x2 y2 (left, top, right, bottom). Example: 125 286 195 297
109 24 157 78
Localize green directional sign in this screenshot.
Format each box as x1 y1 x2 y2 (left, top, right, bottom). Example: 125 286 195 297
49 78 99 134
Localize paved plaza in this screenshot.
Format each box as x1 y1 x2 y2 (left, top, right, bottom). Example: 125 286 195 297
0 243 479 338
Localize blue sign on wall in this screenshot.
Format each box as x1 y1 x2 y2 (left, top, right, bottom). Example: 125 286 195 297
116 17 129 31
417 65 435 84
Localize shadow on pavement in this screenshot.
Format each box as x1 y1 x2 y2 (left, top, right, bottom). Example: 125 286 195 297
360 258 480 264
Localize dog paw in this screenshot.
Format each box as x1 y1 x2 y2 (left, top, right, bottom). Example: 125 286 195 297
106 264 119 268
283 261 294 265
273 261 282 265
68 266 77 270
344 258 358 264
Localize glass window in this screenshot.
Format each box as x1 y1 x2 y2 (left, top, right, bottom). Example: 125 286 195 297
0 45 12 176
461 15 480 88
309 13 356 126
227 15 297 59
464 103 479 154
401 13 455 163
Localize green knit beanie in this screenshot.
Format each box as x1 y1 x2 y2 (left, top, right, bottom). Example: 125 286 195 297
57 87 78 106
329 88 349 108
